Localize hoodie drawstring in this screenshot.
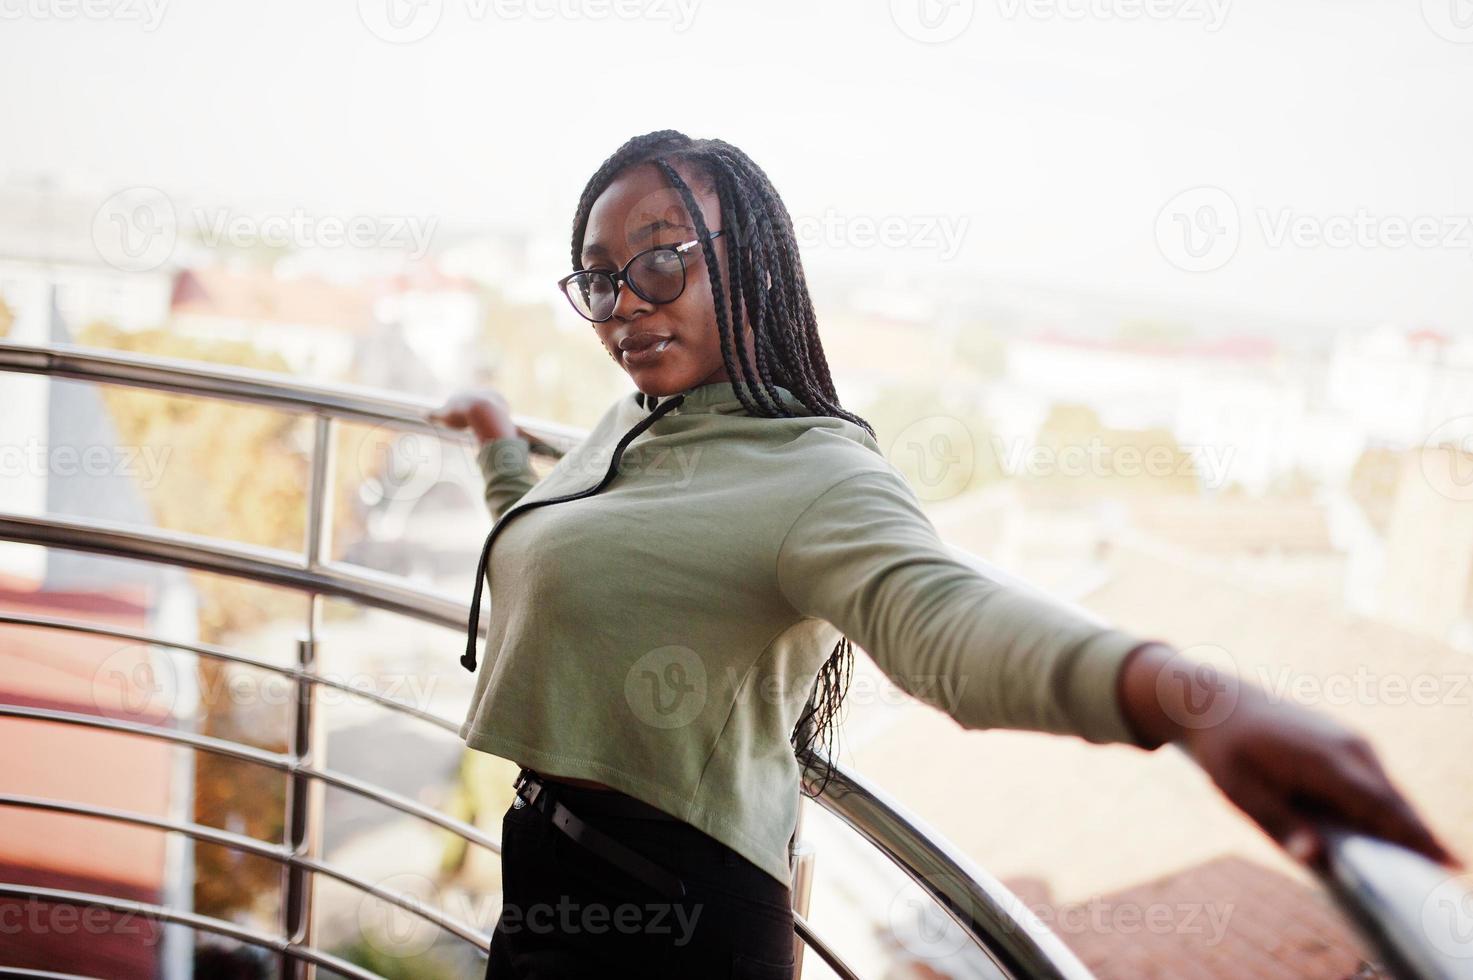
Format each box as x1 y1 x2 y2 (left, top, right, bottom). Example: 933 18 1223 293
461 392 687 672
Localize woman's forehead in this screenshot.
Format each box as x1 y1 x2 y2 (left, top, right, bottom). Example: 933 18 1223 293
584 163 720 254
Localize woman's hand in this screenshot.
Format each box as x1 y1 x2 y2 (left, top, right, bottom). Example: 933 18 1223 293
426 389 519 444
1118 642 1460 869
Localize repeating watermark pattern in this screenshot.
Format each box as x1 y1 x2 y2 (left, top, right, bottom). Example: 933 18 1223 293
92 645 180 720
1421 872 1473 960
358 872 447 958
1151 642 1240 731
1421 416 1473 503
1158 186 1473 272
494 896 703 943
887 416 976 502
621 643 978 730
570 444 704 489
790 209 971 262
888 870 988 958
889 0 976 43
357 0 699 43
0 897 167 942
355 872 704 956
1155 186 1241 273
1257 665 1473 709
995 0 1231 31
92 187 177 273
887 871 1235 959
358 426 446 505
624 645 708 729
1421 0 1473 43
90 644 441 719
92 187 438 271
194 207 436 259
0 0 169 30
991 435 1235 489
1030 897 1234 944
0 439 172 489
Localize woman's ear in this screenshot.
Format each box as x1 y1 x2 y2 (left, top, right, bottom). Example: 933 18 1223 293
764 268 773 291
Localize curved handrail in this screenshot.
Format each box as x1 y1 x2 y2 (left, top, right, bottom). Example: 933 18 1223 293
797 755 1092 980
4 340 1467 978
0 611 460 734
0 795 489 947
0 340 582 458
0 512 470 631
1319 828 1473 980
0 884 381 980
0 704 501 854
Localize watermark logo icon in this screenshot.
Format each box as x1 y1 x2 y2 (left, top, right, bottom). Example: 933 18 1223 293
92 187 177 272
1421 416 1473 502
624 645 706 729
1153 642 1240 731
1156 186 1240 272
887 415 975 501
359 0 443 43
357 425 445 504
890 0 975 42
1422 0 1473 42
1421 872 1473 959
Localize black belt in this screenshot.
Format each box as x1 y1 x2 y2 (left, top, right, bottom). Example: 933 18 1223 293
511 768 687 901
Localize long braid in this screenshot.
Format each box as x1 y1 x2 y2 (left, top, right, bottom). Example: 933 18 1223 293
570 131 876 799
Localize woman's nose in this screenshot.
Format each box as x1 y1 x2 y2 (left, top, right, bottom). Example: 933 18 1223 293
611 278 652 321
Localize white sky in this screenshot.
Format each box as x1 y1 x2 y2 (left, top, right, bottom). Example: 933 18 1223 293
3 0 1471 330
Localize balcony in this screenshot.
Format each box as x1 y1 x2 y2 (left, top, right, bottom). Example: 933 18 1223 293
1 340 1469 979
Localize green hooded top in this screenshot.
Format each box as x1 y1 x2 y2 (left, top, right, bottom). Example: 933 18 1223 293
458 379 1149 888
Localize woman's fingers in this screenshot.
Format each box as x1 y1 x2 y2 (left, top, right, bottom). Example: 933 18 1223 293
1313 752 1457 866
1219 770 1322 864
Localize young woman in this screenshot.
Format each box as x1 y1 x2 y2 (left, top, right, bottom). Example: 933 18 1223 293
428 131 1454 979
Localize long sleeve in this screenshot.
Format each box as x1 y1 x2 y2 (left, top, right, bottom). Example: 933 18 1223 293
775 468 1150 746
475 437 539 521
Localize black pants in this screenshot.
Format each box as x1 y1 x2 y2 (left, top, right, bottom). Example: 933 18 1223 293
485 777 797 979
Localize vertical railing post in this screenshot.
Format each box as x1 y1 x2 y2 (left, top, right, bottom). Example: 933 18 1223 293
281 414 334 978
303 415 336 570
789 762 817 979
282 630 325 979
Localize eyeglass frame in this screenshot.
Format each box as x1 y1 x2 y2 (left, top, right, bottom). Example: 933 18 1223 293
557 229 727 323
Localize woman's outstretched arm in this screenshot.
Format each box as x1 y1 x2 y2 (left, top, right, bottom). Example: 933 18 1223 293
776 466 1459 869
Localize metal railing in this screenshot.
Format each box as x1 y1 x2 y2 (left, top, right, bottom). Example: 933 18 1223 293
0 339 1468 980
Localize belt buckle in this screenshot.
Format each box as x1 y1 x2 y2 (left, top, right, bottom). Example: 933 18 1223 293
512 769 540 810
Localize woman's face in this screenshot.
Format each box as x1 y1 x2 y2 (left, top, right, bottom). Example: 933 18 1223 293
580 161 756 395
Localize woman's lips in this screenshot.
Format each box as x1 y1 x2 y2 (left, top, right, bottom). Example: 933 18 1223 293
621 338 673 366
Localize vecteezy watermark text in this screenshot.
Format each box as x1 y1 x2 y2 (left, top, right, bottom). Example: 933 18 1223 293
92 188 439 272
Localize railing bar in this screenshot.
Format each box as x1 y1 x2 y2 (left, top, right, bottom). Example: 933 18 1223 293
0 969 100 979
0 794 289 861
792 912 863 980
0 705 501 852
0 884 383 980
0 340 579 457
0 704 289 767
298 763 500 851
799 754 1086 980
0 795 493 948
294 856 491 948
0 512 473 631
0 612 461 734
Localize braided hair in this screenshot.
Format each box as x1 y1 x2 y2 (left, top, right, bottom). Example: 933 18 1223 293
571 130 873 798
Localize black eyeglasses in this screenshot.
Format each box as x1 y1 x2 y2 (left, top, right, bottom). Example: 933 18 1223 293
558 230 726 323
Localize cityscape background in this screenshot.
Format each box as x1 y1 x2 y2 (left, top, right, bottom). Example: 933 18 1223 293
2 1 1471 977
